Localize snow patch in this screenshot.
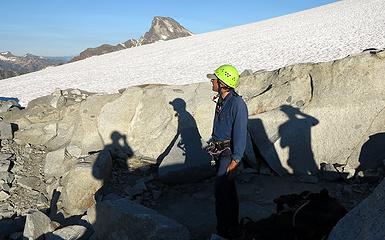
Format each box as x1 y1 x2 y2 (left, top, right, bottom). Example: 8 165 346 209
0 55 15 61
0 0 385 105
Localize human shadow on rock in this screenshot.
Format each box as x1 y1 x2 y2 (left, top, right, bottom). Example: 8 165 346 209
353 132 385 181
278 105 319 175
157 98 213 184
247 118 288 176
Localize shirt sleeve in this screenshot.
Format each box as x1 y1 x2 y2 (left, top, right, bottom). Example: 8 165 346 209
231 98 248 162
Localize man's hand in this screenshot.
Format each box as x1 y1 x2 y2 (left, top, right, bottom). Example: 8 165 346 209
226 160 239 178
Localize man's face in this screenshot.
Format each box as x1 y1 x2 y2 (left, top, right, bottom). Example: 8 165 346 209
211 78 219 92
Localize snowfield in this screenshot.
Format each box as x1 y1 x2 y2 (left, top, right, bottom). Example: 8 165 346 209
1 0 385 105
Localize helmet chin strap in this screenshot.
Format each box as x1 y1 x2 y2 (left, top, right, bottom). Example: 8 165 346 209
212 80 229 104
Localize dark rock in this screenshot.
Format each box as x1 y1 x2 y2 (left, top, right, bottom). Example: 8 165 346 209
329 179 385 240
92 197 190 240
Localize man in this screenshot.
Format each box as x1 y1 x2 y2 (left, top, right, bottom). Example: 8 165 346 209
207 64 248 240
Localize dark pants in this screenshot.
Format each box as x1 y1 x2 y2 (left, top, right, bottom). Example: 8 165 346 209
215 155 240 238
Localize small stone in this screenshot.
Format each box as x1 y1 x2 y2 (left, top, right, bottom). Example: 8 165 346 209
0 160 10 172
46 225 88 240
70 89 82 95
50 95 67 108
0 121 13 140
0 171 15 184
52 88 62 97
240 69 253 77
320 162 335 172
49 221 61 231
0 153 12 161
0 190 10 201
17 176 40 191
65 145 82 159
295 100 305 107
356 171 365 178
1 182 10 192
23 210 53 239
37 193 49 207
11 164 22 174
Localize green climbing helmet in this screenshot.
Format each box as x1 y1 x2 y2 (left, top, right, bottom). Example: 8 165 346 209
214 64 240 88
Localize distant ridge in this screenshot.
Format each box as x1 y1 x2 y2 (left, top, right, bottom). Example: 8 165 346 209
70 16 193 62
0 51 69 80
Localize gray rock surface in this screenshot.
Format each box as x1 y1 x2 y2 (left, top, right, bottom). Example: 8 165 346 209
92 197 190 240
0 171 14 183
16 176 41 191
60 151 112 215
69 94 119 155
14 122 57 145
0 159 11 172
45 225 88 240
328 178 385 240
0 190 10 201
242 50 385 175
0 99 20 113
23 210 53 240
0 119 13 140
1 182 10 192
44 148 73 179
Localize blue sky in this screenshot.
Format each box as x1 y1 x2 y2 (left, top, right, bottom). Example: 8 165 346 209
0 0 337 56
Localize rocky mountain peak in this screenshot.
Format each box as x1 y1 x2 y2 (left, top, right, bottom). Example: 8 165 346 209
24 53 45 59
140 16 193 44
70 16 193 62
0 51 15 58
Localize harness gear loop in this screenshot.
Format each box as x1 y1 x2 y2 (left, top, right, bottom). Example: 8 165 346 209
206 140 231 166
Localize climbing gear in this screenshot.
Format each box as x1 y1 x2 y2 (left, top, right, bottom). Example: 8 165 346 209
206 140 231 166
214 64 240 88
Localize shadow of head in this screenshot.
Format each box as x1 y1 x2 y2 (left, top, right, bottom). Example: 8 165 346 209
169 98 186 113
355 132 385 178
111 131 125 144
108 131 133 160
280 104 302 118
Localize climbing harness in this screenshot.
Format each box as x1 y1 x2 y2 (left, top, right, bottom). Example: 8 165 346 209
206 140 231 166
